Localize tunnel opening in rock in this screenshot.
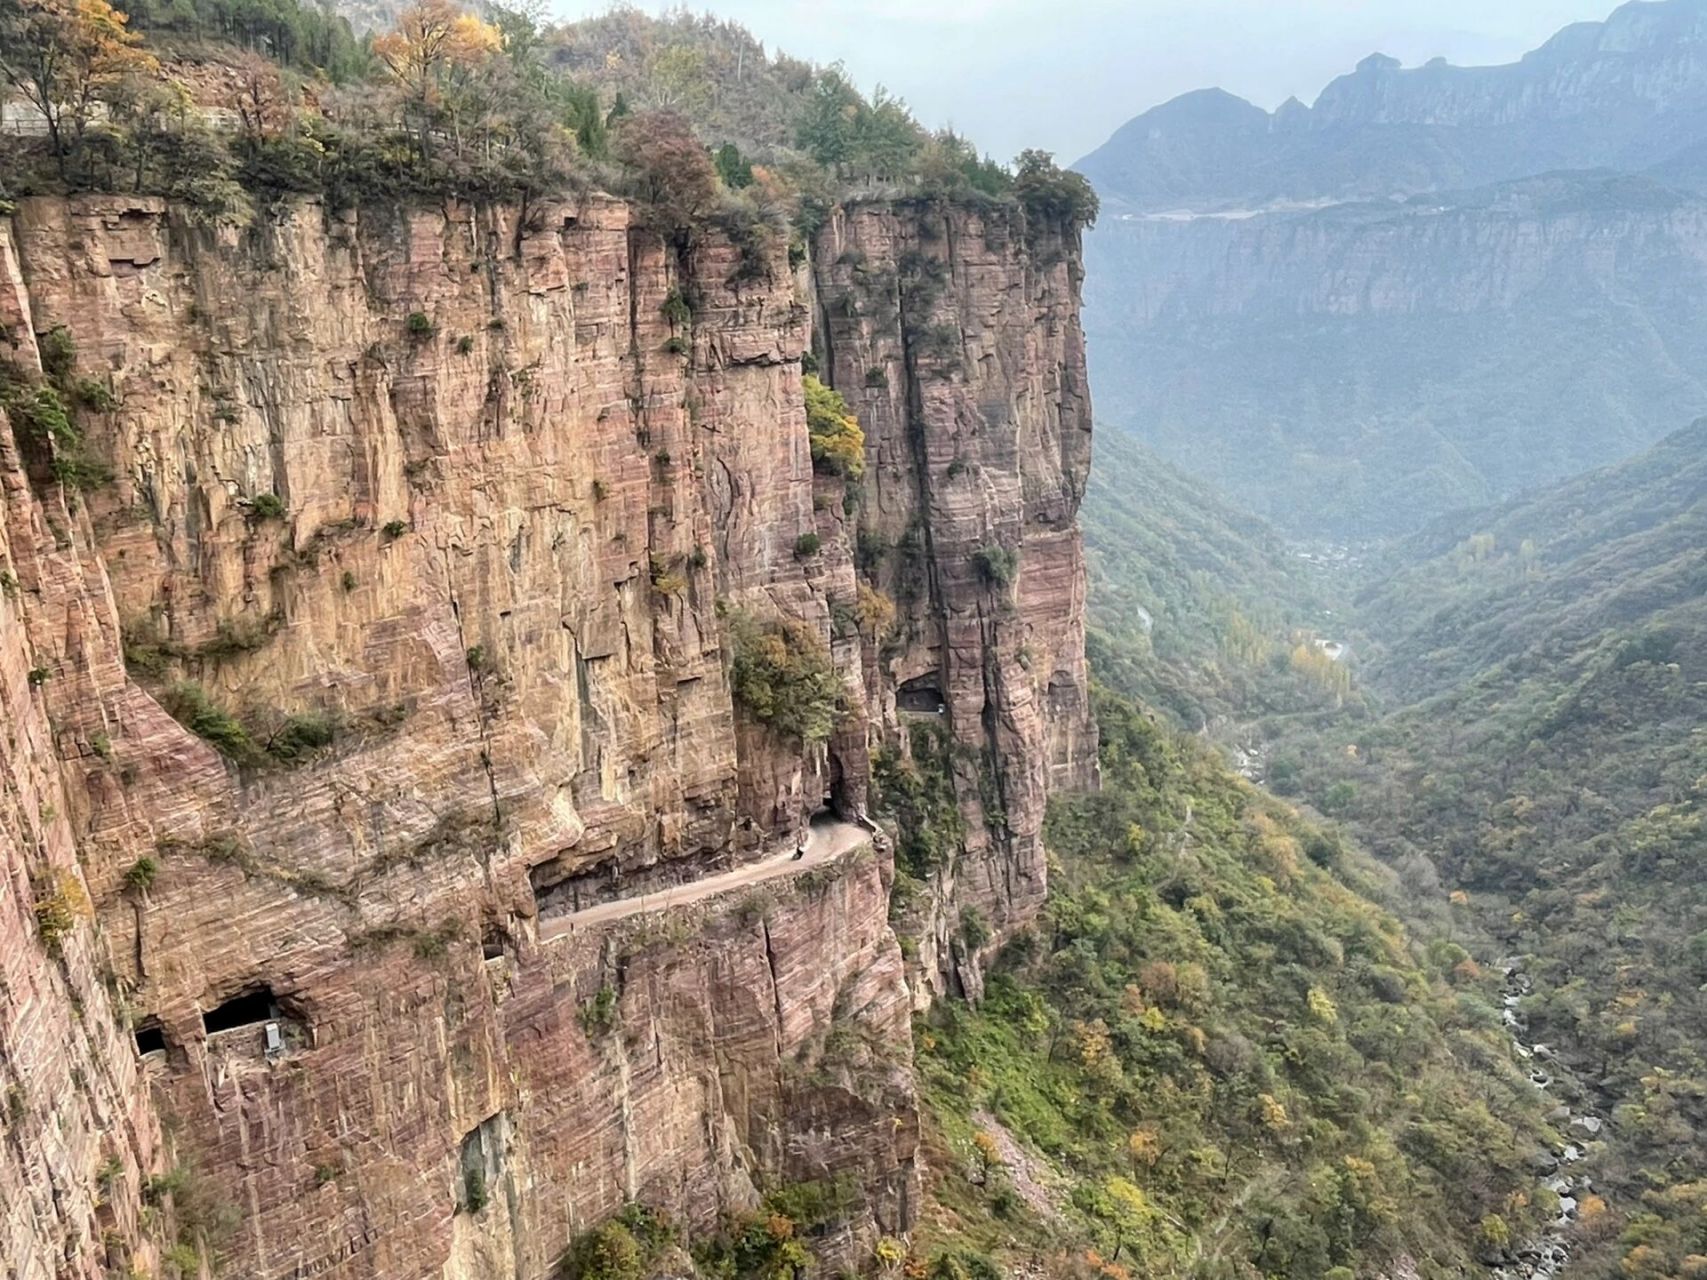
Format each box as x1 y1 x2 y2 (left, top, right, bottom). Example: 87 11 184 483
897 673 945 715
820 753 846 822
202 986 277 1035
481 925 508 961
134 1022 167 1056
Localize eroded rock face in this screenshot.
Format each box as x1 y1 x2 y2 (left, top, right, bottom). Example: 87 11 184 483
0 190 1092 1277
1 376 163 1279
813 199 1098 1000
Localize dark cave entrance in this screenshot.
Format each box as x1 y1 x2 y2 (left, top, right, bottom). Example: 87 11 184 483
134 1021 167 1057
202 987 277 1035
897 672 946 715
821 752 849 823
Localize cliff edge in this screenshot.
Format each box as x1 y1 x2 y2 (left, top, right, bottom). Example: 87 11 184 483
0 186 1095 1277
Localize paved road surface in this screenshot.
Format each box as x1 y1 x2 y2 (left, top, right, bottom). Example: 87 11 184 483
538 819 870 940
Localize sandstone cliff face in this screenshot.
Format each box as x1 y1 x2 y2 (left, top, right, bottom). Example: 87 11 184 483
813 200 1097 999
0 190 1093 1278
1 365 163 1276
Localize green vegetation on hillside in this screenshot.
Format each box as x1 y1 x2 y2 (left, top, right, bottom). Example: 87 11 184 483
0 0 1096 245
1081 429 1347 728
1264 420 1707 1277
915 688 1557 1279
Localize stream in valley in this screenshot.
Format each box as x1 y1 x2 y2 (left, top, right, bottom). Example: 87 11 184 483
1494 961 1605 1280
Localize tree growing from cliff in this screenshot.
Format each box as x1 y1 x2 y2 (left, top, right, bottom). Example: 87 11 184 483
803 374 865 480
0 0 156 173
727 609 841 744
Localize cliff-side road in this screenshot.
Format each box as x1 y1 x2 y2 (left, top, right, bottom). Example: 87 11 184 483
539 820 872 938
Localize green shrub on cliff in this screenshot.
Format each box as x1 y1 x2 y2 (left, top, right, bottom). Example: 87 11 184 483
0 372 113 491
158 681 337 767
803 374 865 480
726 609 841 744
161 682 259 762
560 1221 643 1280
871 719 967 878
972 545 1018 588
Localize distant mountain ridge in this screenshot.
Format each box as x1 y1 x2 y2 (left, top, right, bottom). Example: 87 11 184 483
1079 0 1707 212
1080 0 1707 536
1084 167 1707 534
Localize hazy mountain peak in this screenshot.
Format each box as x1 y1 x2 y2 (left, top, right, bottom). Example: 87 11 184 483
1078 0 1707 212
1354 52 1402 74
1145 86 1267 124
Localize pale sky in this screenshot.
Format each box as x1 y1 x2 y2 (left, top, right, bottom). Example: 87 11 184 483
549 0 1628 161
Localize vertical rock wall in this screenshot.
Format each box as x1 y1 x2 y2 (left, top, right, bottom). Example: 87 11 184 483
0 188 1093 1277
813 199 1098 999
0 272 162 1278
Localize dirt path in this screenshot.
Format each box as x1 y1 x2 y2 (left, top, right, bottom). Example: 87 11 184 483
538 819 870 940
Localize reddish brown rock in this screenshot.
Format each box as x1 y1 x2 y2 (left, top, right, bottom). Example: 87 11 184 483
0 188 1093 1277
812 200 1099 1000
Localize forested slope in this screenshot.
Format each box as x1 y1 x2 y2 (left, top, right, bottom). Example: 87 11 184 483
909 691 1558 1280
1270 421 1707 1278
1081 429 1347 728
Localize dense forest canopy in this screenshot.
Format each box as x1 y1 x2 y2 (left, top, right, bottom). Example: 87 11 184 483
1218 420 1707 1279
0 0 1096 239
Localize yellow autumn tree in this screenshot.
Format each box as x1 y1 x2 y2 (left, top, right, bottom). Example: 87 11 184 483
855 582 896 639
372 0 499 154
0 0 155 171
1306 986 1339 1025
1101 1176 1166 1264
873 1238 905 1278
804 374 865 480
1126 1126 1161 1171
1289 639 1352 700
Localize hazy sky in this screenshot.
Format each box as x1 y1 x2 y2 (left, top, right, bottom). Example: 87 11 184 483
550 0 1626 161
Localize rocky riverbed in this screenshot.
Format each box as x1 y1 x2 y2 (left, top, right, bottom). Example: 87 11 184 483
1494 961 1605 1280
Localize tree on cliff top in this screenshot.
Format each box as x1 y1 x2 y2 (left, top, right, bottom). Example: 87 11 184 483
0 0 156 171
373 0 501 156
795 65 922 179
1014 149 1099 229
611 109 720 239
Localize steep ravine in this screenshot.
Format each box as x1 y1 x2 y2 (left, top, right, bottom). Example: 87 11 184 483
0 191 1095 1277
1495 961 1605 1280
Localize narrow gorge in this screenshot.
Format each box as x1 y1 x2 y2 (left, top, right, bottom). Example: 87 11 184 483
0 186 1096 1278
